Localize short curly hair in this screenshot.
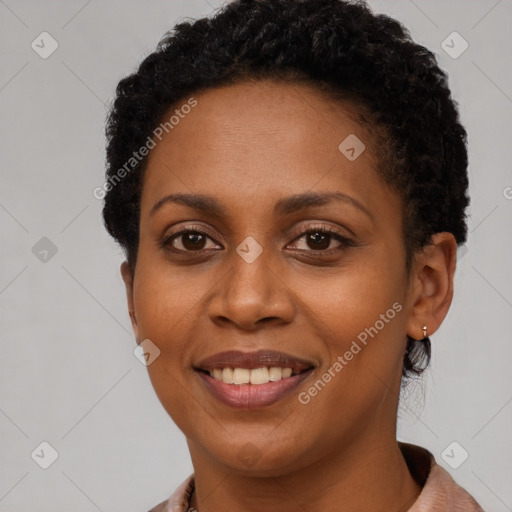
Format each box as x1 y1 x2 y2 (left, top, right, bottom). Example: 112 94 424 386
101 0 469 382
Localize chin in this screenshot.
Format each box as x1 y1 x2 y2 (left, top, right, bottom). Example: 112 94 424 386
203 432 314 476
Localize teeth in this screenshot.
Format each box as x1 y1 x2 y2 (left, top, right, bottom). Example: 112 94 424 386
222 367 234 384
249 367 269 384
282 367 292 378
269 366 282 381
209 367 295 385
233 368 250 384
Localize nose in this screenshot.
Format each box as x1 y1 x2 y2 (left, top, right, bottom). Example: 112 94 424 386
206 248 296 331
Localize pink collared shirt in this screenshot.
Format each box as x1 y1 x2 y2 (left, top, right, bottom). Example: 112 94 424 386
148 442 485 511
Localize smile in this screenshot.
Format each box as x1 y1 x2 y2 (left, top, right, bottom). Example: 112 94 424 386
194 349 316 409
209 366 296 384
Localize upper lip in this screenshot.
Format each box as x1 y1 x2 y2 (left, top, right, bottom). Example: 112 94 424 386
195 350 316 373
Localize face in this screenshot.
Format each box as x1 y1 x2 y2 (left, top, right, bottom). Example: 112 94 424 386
122 79 423 476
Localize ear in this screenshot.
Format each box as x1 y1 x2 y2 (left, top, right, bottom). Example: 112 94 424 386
120 261 140 342
405 232 457 340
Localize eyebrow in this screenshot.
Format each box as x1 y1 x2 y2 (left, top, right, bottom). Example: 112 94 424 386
149 191 373 220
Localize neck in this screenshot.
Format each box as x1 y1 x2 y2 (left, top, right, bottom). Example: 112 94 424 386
188 434 422 512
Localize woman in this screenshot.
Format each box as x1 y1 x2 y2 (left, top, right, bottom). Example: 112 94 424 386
101 0 484 510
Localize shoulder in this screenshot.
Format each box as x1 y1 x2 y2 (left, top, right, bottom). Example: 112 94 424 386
399 441 486 511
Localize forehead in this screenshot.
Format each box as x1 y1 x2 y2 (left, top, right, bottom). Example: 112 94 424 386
140 79 389 219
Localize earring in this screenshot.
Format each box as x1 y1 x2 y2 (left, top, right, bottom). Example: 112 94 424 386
422 325 427 339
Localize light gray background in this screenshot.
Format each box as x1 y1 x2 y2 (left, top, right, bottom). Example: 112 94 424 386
1 0 511 510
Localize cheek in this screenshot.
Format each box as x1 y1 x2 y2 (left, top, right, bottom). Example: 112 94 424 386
301 256 407 381
290 267 407 443
132 265 194 404
132 266 206 430
133 260 203 338
308 259 404 331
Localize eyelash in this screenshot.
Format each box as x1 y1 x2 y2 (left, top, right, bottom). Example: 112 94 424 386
161 223 355 257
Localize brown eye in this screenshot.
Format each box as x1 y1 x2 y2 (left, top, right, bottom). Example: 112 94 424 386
289 226 354 253
163 229 221 253
179 232 207 251
162 224 354 257
305 231 332 251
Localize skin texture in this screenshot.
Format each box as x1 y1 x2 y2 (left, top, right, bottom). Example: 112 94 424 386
121 80 457 512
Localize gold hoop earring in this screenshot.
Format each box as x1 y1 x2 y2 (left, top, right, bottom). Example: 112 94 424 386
422 325 427 339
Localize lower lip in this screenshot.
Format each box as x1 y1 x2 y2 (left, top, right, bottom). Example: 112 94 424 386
196 370 313 409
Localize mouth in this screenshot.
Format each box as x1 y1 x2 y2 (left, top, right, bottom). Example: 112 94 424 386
193 349 316 409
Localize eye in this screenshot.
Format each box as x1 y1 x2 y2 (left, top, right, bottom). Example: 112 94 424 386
288 224 355 253
161 223 355 256
162 227 222 253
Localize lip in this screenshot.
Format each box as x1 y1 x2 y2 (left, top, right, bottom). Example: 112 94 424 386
196 368 314 409
194 349 315 373
194 349 316 409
